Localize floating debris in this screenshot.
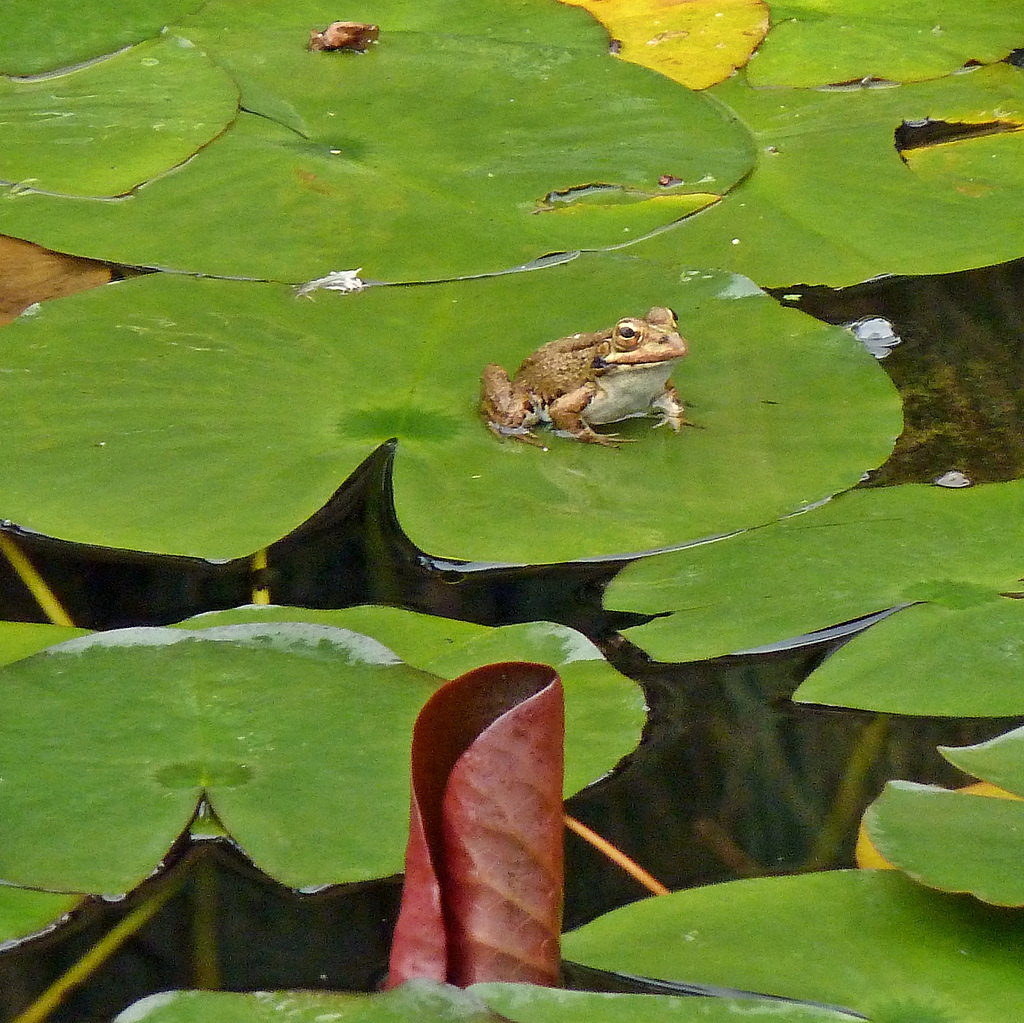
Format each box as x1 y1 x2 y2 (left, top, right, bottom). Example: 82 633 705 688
846 316 901 359
933 470 972 488
297 268 366 297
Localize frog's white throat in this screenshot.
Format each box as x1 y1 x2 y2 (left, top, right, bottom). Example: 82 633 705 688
584 359 680 426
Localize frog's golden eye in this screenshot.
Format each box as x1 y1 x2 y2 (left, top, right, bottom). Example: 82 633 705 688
615 321 641 349
668 308 678 324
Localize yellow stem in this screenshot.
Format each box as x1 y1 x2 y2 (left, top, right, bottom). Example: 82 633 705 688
13 879 181 1023
250 548 270 605
564 814 669 896
806 714 890 870
0 532 74 627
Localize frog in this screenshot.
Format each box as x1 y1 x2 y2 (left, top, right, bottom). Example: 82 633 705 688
480 307 689 447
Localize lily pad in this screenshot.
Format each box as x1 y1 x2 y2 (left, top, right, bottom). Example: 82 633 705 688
0 0 754 280
0 887 79 943
0 611 647 892
563 870 1024 1022
178 605 647 797
0 36 239 197
748 0 1024 87
0 257 899 565
557 0 770 91
864 780 1024 906
795 600 1024 716
636 64 1024 287
0 624 442 892
0 621 89 668
112 984 854 1022
941 723 1024 794
610 479 1024 716
863 726 1024 905
0 0 205 75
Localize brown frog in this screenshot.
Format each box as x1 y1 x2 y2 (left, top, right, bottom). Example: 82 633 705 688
480 307 688 447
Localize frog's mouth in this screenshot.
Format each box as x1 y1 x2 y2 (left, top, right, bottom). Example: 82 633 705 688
594 344 687 369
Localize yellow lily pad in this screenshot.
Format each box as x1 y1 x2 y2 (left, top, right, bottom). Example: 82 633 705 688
560 0 769 90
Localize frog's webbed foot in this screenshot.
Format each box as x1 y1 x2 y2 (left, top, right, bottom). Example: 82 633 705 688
553 427 631 447
652 384 692 432
487 421 549 450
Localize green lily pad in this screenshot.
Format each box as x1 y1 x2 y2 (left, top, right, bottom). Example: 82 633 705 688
563 870 1024 1022
748 0 1024 87
0 621 89 668
0 36 239 197
795 600 1024 716
0 623 442 892
0 0 204 75
0 257 899 564
0 0 753 280
636 64 1024 287
941 723 1024 795
179 606 646 797
864 781 1024 906
611 480 1024 716
112 981 852 1023
0 610 646 892
0 887 80 943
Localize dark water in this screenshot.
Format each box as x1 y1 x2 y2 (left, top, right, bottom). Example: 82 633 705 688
771 255 1024 486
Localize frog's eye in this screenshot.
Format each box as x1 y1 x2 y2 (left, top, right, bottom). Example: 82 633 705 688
615 322 641 349
668 308 678 324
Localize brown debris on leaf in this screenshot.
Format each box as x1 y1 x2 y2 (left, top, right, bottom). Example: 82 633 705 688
308 21 379 52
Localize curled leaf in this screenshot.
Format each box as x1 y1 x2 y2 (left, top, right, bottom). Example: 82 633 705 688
388 662 564 988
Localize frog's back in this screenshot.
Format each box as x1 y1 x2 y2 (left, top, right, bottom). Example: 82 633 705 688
514 332 608 401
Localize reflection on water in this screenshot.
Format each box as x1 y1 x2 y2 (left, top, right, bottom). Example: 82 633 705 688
0 836 404 1022
771 257 1024 486
563 634 1022 928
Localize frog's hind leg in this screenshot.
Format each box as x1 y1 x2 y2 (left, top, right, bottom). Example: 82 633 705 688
481 364 545 445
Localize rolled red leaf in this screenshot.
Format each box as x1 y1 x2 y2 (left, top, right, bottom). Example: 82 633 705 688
386 661 564 989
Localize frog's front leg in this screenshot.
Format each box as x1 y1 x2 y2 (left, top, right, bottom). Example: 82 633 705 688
652 382 688 432
481 364 542 443
548 384 622 446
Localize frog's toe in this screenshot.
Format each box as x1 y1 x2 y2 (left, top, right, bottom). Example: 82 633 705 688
489 421 548 449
